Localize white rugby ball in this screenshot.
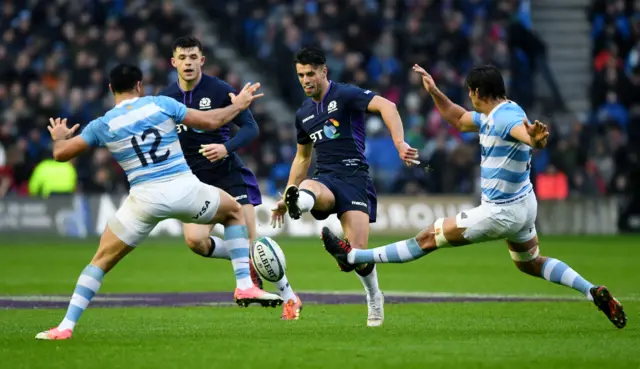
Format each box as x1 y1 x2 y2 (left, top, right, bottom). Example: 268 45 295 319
250 236 286 282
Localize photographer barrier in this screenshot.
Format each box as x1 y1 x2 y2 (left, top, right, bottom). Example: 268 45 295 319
0 195 621 239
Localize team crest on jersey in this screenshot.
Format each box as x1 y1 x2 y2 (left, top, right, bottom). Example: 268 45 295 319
199 97 211 110
327 100 338 113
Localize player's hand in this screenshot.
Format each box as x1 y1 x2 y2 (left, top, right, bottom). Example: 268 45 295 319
395 141 419 165
199 144 228 162
523 118 549 143
47 117 80 141
230 82 264 110
412 64 436 93
270 199 287 228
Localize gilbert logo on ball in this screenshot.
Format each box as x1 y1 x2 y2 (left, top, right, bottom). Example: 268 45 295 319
250 237 286 282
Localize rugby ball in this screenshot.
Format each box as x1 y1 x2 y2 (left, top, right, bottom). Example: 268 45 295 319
250 236 286 282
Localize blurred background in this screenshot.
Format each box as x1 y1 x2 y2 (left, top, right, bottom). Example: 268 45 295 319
0 0 639 236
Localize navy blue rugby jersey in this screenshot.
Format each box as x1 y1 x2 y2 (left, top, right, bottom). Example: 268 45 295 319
295 81 376 176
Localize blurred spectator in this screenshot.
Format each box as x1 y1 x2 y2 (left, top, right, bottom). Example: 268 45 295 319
536 165 569 200
1 0 635 201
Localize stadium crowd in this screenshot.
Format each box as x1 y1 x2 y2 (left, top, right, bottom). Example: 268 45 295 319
0 0 638 203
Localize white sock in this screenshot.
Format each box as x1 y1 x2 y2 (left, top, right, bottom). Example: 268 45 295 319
207 236 230 259
357 265 380 296
274 275 296 302
298 190 315 212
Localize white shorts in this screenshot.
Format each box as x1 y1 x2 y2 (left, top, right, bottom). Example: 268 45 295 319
109 173 221 246
456 191 538 243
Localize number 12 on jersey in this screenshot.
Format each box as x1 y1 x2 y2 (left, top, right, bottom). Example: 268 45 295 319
131 128 170 167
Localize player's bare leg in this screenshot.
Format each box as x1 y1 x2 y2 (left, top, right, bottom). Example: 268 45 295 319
210 190 283 308
183 222 262 289
184 208 263 290
340 210 384 327
322 216 469 268
242 203 301 319
508 238 627 329
36 226 134 340
283 179 335 219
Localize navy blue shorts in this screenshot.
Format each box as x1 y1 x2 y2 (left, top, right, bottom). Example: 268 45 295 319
193 162 262 207
309 174 377 223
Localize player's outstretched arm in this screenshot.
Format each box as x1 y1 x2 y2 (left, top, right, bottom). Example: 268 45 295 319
48 118 89 162
510 118 549 149
181 82 264 131
287 143 313 187
366 96 418 163
412 65 479 133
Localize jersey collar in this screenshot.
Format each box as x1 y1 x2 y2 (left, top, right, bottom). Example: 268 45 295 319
314 80 333 112
115 97 139 108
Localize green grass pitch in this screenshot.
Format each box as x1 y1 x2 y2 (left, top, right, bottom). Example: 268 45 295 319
0 235 639 369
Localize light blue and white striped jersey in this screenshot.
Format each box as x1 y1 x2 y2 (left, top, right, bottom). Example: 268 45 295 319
80 96 191 187
472 101 533 203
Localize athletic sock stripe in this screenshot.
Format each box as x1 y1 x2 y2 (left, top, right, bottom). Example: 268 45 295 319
396 240 413 261
78 275 101 291
386 242 401 262
541 258 560 280
70 293 90 309
406 238 425 259
74 285 96 300
225 225 248 240
82 265 105 281
354 249 374 264
560 268 578 287
229 248 249 260
549 262 568 282
64 304 84 321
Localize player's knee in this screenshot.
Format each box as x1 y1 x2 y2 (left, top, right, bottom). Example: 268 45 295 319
509 244 546 276
416 218 452 250
184 234 209 256
416 225 436 250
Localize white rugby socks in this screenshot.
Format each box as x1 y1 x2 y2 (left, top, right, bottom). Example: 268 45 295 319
275 275 297 302
356 264 380 296
208 236 230 259
298 189 315 212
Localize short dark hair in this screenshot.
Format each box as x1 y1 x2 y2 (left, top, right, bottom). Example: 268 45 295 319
172 36 203 53
465 65 506 100
294 45 326 67
109 64 143 94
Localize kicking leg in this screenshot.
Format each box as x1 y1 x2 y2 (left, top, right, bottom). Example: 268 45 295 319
322 215 471 266
507 237 627 329
340 210 384 327
282 179 335 219
36 226 134 340
209 190 283 308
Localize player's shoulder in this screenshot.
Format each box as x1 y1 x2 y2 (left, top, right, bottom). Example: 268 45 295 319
494 101 526 121
333 82 373 96
158 82 180 98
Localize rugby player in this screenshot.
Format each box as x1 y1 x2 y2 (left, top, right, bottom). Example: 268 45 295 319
159 36 301 319
322 64 627 329
36 64 273 340
271 46 419 327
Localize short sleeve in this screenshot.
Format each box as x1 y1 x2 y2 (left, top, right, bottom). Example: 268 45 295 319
494 106 526 139
295 115 312 145
343 85 376 112
79 119 103 147
154 95 187 123
471 111 485 128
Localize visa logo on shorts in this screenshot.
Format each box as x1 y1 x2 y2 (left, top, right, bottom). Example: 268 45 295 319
193 200 211 220
351 201 367 207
